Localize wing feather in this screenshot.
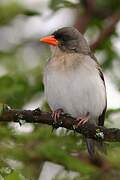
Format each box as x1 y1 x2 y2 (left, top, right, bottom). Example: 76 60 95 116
89 52 107 126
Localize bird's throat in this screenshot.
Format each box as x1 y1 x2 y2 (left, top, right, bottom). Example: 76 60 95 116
49 47 84 72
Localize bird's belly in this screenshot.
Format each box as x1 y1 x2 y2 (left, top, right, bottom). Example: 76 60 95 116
44 67 106 120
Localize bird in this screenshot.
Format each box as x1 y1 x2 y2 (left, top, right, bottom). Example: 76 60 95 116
40 27 107 158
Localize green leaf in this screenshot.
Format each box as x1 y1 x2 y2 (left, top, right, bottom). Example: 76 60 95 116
49 0 79 11
4 171 26 180
37 141 96 174
0 103 4 116
23 10 40 16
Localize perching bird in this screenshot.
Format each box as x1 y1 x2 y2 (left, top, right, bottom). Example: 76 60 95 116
40 27 107 158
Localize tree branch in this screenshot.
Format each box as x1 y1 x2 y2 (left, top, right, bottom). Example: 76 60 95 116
75 1 120 50
0 107 120 142
75 0 96 33
90 10 120 50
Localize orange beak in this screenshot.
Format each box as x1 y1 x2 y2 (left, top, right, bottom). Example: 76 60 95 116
40 35 58 46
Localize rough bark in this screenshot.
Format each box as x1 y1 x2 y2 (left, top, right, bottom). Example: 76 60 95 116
0 107 120 142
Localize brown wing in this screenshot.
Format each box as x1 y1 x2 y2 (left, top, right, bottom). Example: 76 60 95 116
98 68 107 126
89 52 107 126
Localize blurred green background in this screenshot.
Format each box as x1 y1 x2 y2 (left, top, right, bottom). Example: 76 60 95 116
0 0 120 179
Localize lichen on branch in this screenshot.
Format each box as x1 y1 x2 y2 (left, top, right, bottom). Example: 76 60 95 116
0 105 120 142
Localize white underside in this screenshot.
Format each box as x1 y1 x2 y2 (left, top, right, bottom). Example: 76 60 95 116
44 52 106 123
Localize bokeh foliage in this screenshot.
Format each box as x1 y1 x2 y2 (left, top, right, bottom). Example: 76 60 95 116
0 0 120 179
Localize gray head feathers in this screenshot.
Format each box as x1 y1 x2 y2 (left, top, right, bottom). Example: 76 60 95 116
53 27 90 54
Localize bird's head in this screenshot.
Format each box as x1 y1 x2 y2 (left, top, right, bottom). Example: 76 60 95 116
40 27 90 54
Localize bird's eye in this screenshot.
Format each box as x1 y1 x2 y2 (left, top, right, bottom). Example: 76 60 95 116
53 33 71 42
53 33 62 40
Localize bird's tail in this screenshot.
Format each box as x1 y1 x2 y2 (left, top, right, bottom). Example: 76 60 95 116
86 138 106 159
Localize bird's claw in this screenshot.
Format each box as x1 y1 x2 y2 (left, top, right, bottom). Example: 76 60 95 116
51 108 64 131
74 112 90 128
51 108 64 123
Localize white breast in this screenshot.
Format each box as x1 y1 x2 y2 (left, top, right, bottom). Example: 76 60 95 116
44 53 106 122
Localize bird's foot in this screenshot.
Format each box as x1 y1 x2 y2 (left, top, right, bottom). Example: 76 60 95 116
75 112 90 128
51 108 64 130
